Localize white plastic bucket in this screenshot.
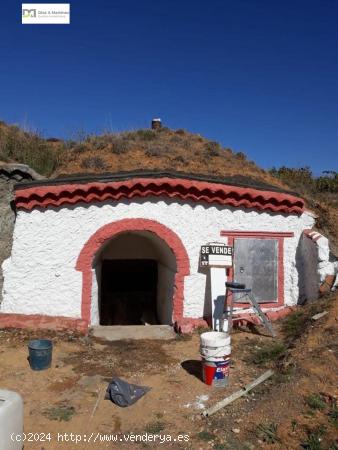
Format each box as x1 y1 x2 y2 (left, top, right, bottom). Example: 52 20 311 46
200 332 231 385
200 331 231 359
201 347 231 362
0 390 23 450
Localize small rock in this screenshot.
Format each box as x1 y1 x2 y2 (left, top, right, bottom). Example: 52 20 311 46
232 428 240 434
80 336 91 345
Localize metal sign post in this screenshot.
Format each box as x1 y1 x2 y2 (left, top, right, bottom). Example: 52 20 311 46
200 242 233 331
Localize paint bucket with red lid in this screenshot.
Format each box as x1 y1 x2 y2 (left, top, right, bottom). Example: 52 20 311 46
202 358 230 387
200 331 231 387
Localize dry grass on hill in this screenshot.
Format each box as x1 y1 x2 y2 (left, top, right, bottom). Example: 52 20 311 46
54 127 287 191
0 121 286 189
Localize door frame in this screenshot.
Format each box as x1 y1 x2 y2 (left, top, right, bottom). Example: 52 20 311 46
220 230 294 308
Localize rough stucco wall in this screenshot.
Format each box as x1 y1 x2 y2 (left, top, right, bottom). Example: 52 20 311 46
157 263 175 324
1 197 314 320
0 164 44 305
0 178 16 304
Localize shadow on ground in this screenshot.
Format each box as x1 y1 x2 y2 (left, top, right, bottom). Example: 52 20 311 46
181 359 202 381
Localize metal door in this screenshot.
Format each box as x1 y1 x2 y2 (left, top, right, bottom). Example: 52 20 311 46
233 238 278 303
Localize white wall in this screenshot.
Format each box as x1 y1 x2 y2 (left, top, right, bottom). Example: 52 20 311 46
1 197 315 322
157 263 175 324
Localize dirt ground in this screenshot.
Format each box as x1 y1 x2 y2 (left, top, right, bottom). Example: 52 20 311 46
0 295 337 450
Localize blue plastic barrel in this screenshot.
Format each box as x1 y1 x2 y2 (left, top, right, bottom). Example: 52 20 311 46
28 339 53 370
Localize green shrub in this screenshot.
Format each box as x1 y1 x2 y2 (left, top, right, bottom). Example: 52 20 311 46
111 139 130 154
256 423 280 443
135 129 157 141
302 433 323 450
250 341 286 365
282 310 308 339
157 126 170 133
269 166 337 195
72 143 88 154
301 427 326 450
328 405 338 426
144 421 165 433
173 155 186 163
145 147 163 157
0 126 62 176
81 156 107 170
43 405 75 422
235 151 247 160
316 171 338 193
204 141 221 157
306 394 326 411
197 431 215 441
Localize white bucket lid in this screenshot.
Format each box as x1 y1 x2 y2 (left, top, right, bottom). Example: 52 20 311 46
200 331 231 346
200 345 231 356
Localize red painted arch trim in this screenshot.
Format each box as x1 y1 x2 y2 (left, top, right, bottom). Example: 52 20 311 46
15 177 305 215
76 218 190 325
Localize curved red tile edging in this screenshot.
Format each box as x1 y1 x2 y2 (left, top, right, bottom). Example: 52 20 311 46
15 177 305 214
76 218 190 325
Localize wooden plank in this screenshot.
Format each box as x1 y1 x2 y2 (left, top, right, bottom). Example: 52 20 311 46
202 369 274 417
311 311 328 321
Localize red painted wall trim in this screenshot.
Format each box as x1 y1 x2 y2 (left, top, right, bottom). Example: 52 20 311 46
0 313 88 334
76 218 190 325
221 230 294 238
175 306 296 333
303 229 322 242
222 232 292 308
0 308 295 335
231 306 296 328
15 177 305 215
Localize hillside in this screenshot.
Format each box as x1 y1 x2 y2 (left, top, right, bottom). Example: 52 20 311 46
0 121 287 189
0 120 337 250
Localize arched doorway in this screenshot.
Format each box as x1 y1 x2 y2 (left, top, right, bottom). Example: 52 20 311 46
76 219 190 326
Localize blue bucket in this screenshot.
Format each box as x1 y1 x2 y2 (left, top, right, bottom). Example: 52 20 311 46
28 339 53 370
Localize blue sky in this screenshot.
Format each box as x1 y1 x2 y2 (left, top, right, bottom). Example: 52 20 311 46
0 0 337 174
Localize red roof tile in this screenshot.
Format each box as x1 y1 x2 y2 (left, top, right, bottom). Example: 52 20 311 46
14 176 305 214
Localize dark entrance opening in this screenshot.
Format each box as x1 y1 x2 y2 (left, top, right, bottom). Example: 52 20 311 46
100 259 158 325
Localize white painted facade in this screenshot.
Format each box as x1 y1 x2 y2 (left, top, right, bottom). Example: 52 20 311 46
1 197 315 324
